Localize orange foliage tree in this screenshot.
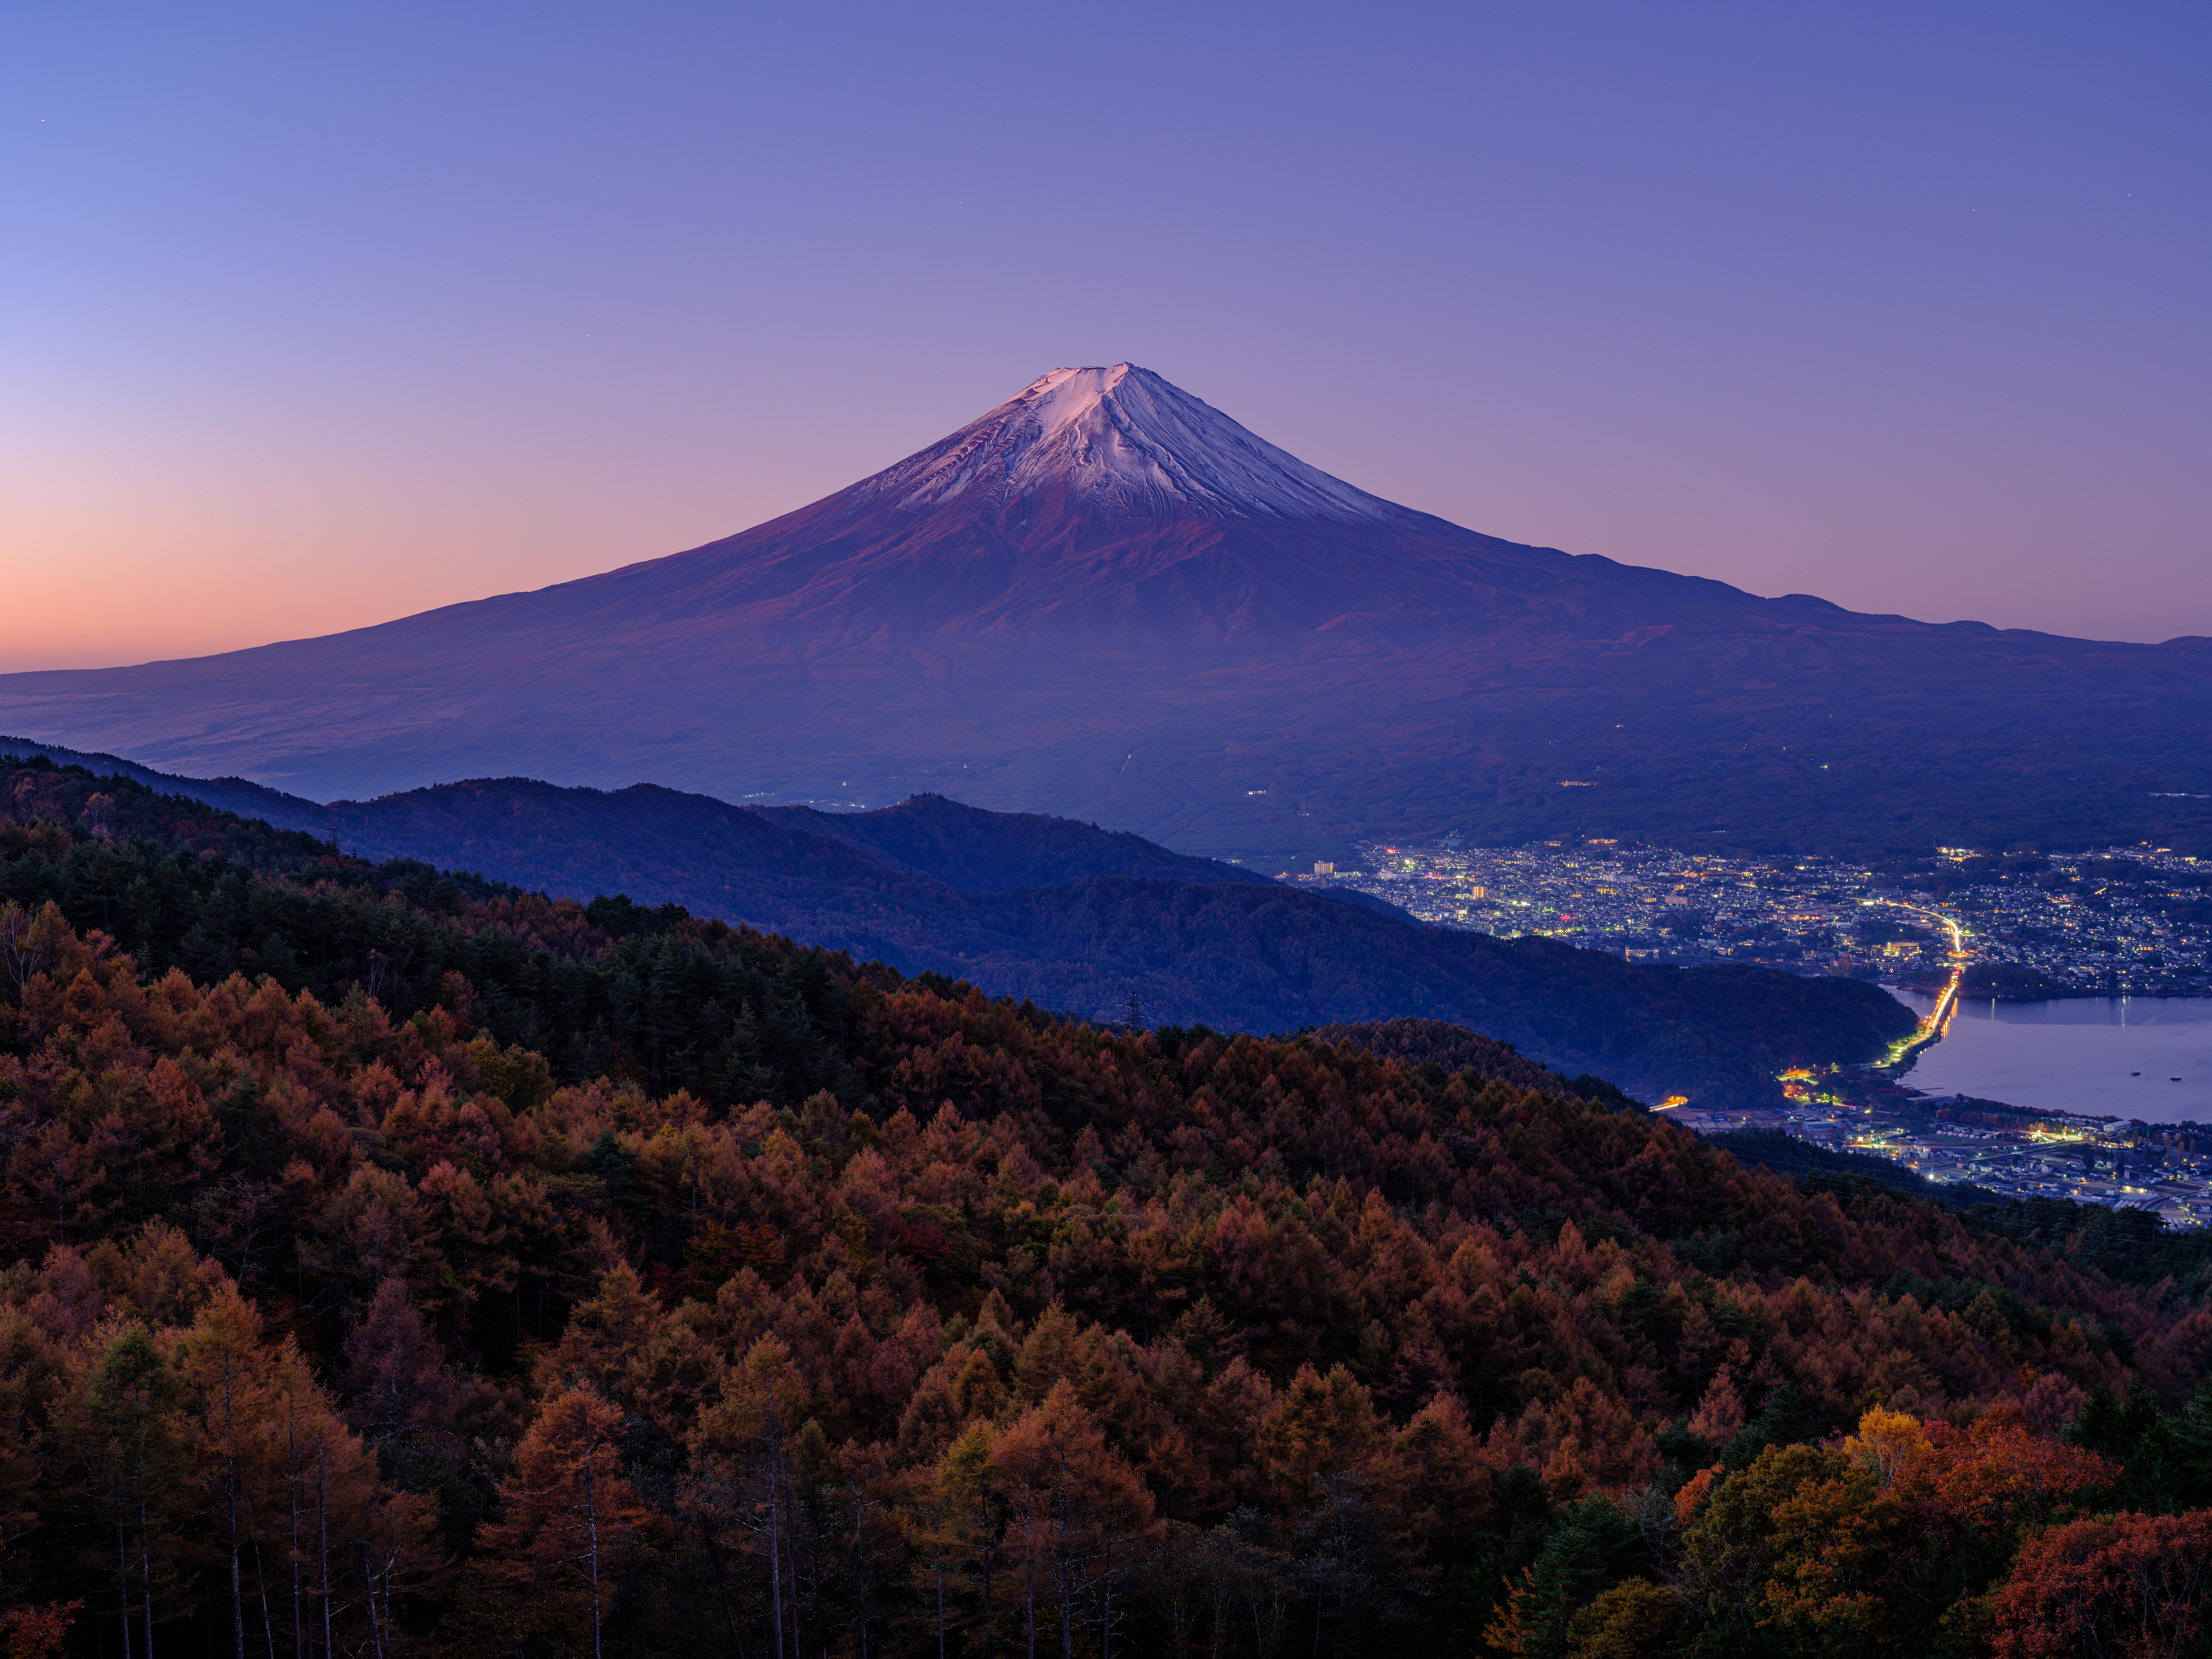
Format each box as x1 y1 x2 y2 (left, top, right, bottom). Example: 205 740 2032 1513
1991 1510 2212 1658
475 1386 654 1659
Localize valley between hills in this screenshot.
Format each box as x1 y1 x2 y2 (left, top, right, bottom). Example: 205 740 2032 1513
0 747 1911 1106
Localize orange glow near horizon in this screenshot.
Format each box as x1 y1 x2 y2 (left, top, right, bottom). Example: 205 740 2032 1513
5 8 2203 673
0 400 844 671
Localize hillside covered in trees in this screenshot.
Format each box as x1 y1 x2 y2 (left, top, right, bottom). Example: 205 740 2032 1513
5 762 2212 1655
0 748 1915 1103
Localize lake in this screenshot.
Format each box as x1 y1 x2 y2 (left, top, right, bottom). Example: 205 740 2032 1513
1890 988 2212 1124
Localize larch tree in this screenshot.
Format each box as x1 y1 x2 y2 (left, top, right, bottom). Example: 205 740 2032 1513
478 1384 652 1659
69 1322 183 1659
989 1381 1156 1659
685 1336 811 1659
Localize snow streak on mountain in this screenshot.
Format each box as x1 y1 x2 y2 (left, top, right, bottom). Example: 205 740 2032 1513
855 364 1421 526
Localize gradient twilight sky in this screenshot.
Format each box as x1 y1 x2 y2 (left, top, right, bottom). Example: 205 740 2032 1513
4 3 2207 671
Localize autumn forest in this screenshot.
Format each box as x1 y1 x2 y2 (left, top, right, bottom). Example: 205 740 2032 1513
6 755 2212 1659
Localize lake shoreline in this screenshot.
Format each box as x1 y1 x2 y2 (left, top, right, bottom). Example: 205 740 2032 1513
1885 987 2212 1125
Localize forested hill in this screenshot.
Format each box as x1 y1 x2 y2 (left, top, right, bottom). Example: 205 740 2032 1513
1313 1017 1643 1108
757 794 1273 891
0 734 325 831
0 738 1276 895
5 846 2212 1658
0 752 1915 1101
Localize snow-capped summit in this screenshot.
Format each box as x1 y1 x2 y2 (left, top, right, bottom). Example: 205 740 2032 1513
6 356 2193 874
854 363 1419 525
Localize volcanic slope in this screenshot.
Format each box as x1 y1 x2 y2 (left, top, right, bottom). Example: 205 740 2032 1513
0 745 1912 1101
5 364 2207 860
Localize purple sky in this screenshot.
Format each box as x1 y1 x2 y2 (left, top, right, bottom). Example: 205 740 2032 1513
4 2 2207 670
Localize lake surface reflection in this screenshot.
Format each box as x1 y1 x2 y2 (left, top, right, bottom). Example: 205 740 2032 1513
1892 989 2212 1124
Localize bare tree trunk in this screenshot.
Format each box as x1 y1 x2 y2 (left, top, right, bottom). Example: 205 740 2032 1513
117 1526 136 1659
1100 1535 1116 1659
1054 1471 1076 1659
786 1495 809 1659
768 1464 786 1659
230 1537 247 1659
584 1458 604 1659
287 1399 302 1659
1023 1478 1038 1659
316 1438 335 1659
255 1543 276 1659
850 1485 871 1659
979 1489 997 1659
929 1501 947 1659
360 1546 388 1659
224 1358 246 1659
141 1505 156 1659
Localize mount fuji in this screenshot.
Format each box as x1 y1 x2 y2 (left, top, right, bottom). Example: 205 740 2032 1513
4 364 2207 859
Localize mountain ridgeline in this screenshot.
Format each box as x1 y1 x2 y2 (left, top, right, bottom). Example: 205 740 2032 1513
0 746 1913 1103
1 364 2205 865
